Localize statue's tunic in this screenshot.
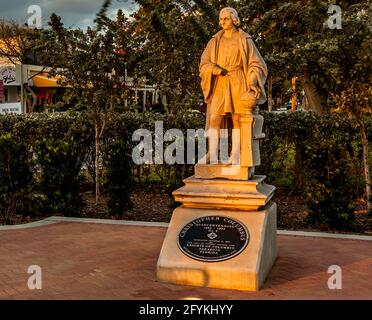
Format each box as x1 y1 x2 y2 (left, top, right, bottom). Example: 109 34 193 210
212 34 246 115
199 28 268 131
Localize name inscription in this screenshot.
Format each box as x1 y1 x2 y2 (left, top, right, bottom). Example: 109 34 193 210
177 216 249 262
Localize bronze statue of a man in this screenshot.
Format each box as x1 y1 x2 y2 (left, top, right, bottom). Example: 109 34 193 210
199 7 268 164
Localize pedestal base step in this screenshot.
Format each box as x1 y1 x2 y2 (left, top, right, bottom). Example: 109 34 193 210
173 175 275 211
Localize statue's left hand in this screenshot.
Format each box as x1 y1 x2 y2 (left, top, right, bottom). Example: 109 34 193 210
248 72 259 96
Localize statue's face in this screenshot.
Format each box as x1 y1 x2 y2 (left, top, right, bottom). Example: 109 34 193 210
219 11 235 30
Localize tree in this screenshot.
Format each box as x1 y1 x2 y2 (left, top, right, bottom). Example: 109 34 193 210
131 0 235 110
334 84 371 215
0 19 45 65
43 1 132 203
232 0 371 200
235 0 330 113
328 2 371 215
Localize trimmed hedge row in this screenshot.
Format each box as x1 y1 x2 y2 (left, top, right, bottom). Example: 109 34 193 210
0 113 92 222
260 112 371 229
0 111 370 229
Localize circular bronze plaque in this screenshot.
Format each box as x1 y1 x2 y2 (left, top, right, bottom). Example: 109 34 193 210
177 216 249 262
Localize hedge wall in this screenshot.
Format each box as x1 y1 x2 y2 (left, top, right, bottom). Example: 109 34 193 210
0 110 370 229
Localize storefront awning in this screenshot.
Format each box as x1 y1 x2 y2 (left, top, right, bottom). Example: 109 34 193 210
31 73 62 87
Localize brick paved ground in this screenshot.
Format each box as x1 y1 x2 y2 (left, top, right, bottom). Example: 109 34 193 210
0 222 371 300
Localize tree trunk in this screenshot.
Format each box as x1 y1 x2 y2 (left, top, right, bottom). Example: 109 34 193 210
25 85 37 113
95 124 101 204
300 73 328 115
359 120 371 216
268 75 273 112
291 76 297 112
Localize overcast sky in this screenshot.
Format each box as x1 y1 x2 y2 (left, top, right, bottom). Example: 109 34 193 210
0 0 137 29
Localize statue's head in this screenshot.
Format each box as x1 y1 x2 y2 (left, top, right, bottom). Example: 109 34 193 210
219 7 241 30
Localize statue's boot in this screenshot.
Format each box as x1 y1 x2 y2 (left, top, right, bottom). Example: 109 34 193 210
197 152 210 164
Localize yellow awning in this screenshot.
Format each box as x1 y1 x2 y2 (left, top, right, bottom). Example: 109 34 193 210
32 73 62 87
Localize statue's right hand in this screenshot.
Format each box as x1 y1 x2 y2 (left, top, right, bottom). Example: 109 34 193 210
212 66 222 76
220 68 228 76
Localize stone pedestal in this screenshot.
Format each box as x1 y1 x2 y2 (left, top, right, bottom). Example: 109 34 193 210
156 103 277 291
156 174 277 291
237 112 265 169
157 203 277 291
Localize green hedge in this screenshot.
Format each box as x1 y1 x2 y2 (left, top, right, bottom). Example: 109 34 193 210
259 112 370 229
0 133 35 225
0 111 370 229
0 113 92 222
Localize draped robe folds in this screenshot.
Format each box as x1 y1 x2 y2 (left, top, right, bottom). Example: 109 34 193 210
199 28 268 132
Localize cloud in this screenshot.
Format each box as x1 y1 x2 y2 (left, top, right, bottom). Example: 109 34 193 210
0 0 137 28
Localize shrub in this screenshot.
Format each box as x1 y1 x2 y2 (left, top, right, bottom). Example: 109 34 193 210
104 139 133 216
0 134 34 224
35 138 86 216
304 141 357 230
261 111 362 229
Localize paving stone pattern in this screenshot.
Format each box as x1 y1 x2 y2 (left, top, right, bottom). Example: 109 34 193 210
0 222 371 300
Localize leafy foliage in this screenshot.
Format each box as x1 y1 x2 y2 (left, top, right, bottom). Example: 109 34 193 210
0 19 46 64
260 111 368 229
34 137 86 216
104 139 134 216
0 134 34 224
41 2 135 202
1 110 368 229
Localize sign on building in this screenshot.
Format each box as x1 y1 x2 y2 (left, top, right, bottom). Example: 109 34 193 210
0 66 19 85
0 102 22 114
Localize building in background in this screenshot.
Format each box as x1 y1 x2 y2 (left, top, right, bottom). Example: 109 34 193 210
1 58 164 114
0 57 22 114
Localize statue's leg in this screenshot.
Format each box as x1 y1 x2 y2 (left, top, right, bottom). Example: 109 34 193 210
198 115 223 164
228 113 241 164
210 115 223 164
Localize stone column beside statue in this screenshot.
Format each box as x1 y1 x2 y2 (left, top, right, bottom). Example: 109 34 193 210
156 7 277 291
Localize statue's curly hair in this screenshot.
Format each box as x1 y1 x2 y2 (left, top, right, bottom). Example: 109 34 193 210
219 7 241 27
